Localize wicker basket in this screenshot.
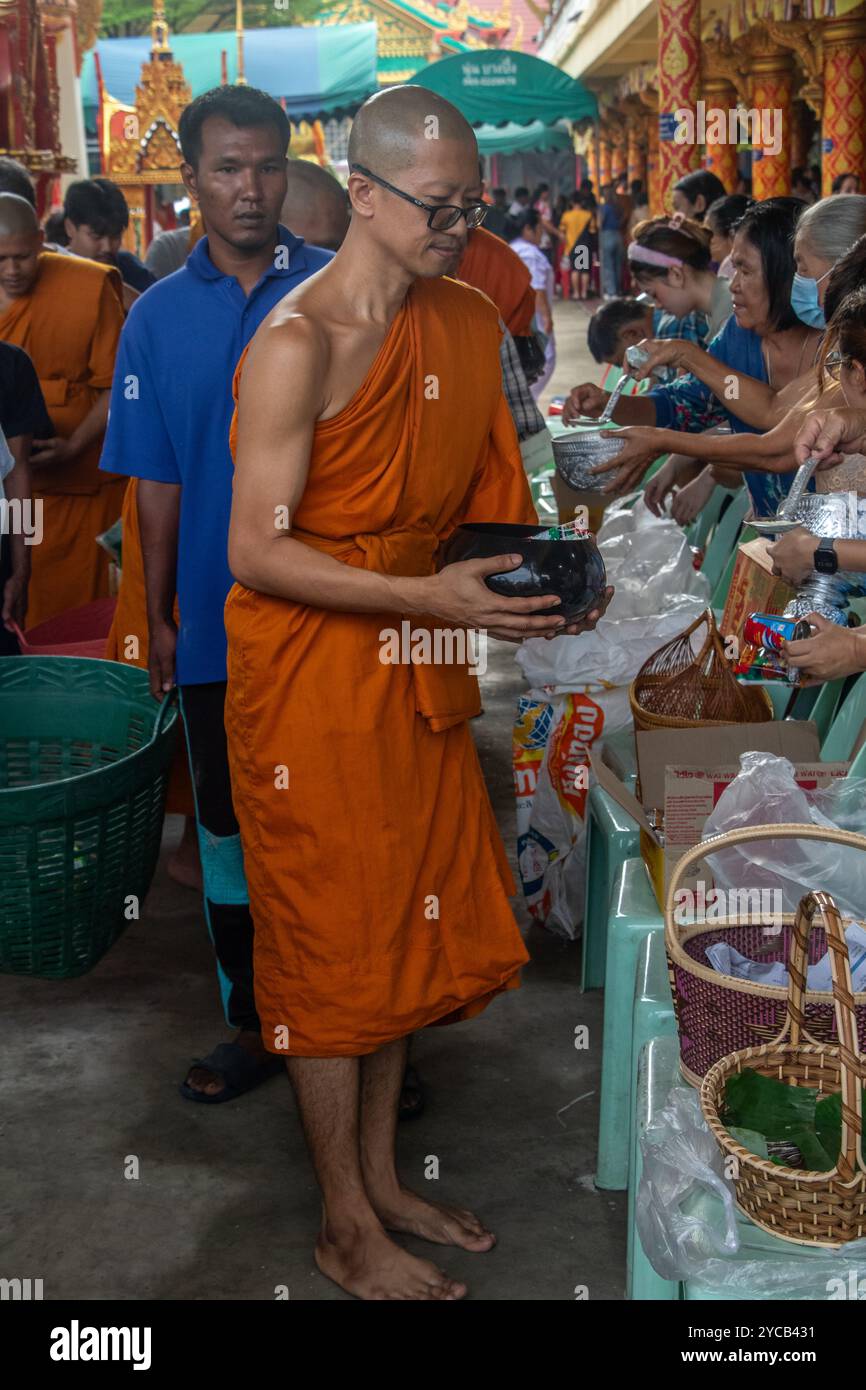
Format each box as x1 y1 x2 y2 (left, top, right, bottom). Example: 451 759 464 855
0 658 178 978
701 890 866 1247
630 608 773 734
665 823 866 1086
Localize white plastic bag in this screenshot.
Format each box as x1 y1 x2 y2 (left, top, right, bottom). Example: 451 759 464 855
701 752 866 919
512 497 711 935
637 1086 740 1280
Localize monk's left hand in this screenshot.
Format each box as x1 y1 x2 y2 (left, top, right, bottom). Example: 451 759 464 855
544 584 615 639
30 436 76 467
782 614 866 684
592 427 662 496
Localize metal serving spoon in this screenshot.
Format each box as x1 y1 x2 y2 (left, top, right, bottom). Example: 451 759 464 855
750 455 821 536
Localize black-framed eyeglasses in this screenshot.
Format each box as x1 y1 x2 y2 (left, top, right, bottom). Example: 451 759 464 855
350 163 488 232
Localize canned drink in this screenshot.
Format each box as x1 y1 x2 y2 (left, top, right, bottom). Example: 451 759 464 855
743 612 811 653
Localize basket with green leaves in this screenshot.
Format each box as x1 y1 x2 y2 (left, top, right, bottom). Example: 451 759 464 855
700 890 866 1246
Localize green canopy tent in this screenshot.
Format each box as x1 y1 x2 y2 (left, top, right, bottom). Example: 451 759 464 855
411 49 597 149
475 119 572 157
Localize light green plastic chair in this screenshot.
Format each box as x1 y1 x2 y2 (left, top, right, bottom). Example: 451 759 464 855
699 488 750 594
820 670 866 761
789 678 846 742
582 784 639 991
596 856 663 1190
627 932 676 1223
686 484 733 555
628 1034 681 1300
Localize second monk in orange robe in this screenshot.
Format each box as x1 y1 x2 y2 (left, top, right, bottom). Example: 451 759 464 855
0 194 126 627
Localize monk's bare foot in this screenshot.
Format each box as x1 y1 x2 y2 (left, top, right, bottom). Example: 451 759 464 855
315 1223 467 1301
183 1029 271 1098
366 1182 496 1252
167 818 203 892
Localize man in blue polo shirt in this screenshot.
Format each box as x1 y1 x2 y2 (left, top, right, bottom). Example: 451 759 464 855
100 85 332 1104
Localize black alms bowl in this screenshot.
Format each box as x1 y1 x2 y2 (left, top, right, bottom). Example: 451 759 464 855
437 522 607 623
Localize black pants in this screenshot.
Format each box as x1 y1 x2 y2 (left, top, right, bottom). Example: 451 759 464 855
0 537 20 656
179 681 259 1033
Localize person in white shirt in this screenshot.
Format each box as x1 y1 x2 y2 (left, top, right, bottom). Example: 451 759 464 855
509 209 556 398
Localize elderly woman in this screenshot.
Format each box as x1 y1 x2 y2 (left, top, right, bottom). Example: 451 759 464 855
561 195 866 517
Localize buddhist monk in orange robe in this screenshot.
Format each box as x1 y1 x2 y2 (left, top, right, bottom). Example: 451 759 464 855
225 87 611 1301
456 224 535 336
0 194 126 627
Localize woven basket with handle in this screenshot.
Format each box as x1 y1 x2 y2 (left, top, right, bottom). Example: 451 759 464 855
630 608 773 734
665 823 866 1086
700 889 866 1247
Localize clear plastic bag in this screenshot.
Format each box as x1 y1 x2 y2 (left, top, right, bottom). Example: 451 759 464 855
637 1085 740 1281
701 752 866 919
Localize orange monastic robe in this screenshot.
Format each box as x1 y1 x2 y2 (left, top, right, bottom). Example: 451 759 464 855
457 226 535 337
0 252 127 627
225 275 536 1057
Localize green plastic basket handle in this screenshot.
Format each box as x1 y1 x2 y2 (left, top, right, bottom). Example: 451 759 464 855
149 686 179 744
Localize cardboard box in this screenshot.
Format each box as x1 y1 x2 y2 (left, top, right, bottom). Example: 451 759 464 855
719 537 796 645
590 721 850 908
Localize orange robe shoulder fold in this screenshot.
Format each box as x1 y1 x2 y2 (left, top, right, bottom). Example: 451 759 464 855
456 226 536 338
0 252 127 627
224 275 536 1058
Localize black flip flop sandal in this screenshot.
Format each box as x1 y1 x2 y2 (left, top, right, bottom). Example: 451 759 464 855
179 1042 285 1104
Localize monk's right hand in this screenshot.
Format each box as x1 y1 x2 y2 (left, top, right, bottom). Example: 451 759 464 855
429 555 569 643
562 384 608 426
148 617 177 700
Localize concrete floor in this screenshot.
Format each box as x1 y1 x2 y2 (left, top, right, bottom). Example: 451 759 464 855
1 297 627 1302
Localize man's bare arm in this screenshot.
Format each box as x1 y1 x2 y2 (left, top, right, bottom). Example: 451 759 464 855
228 317 575 641
138 478 180 696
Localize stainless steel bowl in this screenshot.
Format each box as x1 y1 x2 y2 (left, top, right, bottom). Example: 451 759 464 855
552 428 626 492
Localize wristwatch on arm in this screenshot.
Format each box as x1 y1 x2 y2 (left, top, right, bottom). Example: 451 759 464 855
813 537 838 575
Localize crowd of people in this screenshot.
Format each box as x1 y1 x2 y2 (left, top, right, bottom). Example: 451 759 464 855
2 78 866 1299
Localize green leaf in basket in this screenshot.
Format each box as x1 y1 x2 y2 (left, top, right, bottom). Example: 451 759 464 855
815 1091 842 1168
727 1127 769 1159
723 1069 818 1139
782 1126 835 1172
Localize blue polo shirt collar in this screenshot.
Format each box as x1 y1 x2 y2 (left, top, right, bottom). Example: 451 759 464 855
187 223 306 282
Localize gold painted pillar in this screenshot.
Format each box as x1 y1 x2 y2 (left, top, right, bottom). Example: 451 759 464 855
821 11 866 195
643 98 662 214
599 129 613 187
748 41 793 198
627 117 646 188
586 128 599 190
701 75 738 193
658 0 701 212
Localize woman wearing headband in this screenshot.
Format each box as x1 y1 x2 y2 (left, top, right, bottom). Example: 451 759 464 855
563 199 822 516
627 213 733 339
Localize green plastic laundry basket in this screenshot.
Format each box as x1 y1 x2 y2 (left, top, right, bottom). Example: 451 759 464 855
0 658 179 978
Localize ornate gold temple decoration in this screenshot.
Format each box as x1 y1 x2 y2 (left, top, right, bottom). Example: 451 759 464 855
73 0 101 59
763 18 824 119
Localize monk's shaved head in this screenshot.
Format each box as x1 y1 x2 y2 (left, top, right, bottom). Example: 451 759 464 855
281 160 350 252
0 192 40 239
348 85 476 178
